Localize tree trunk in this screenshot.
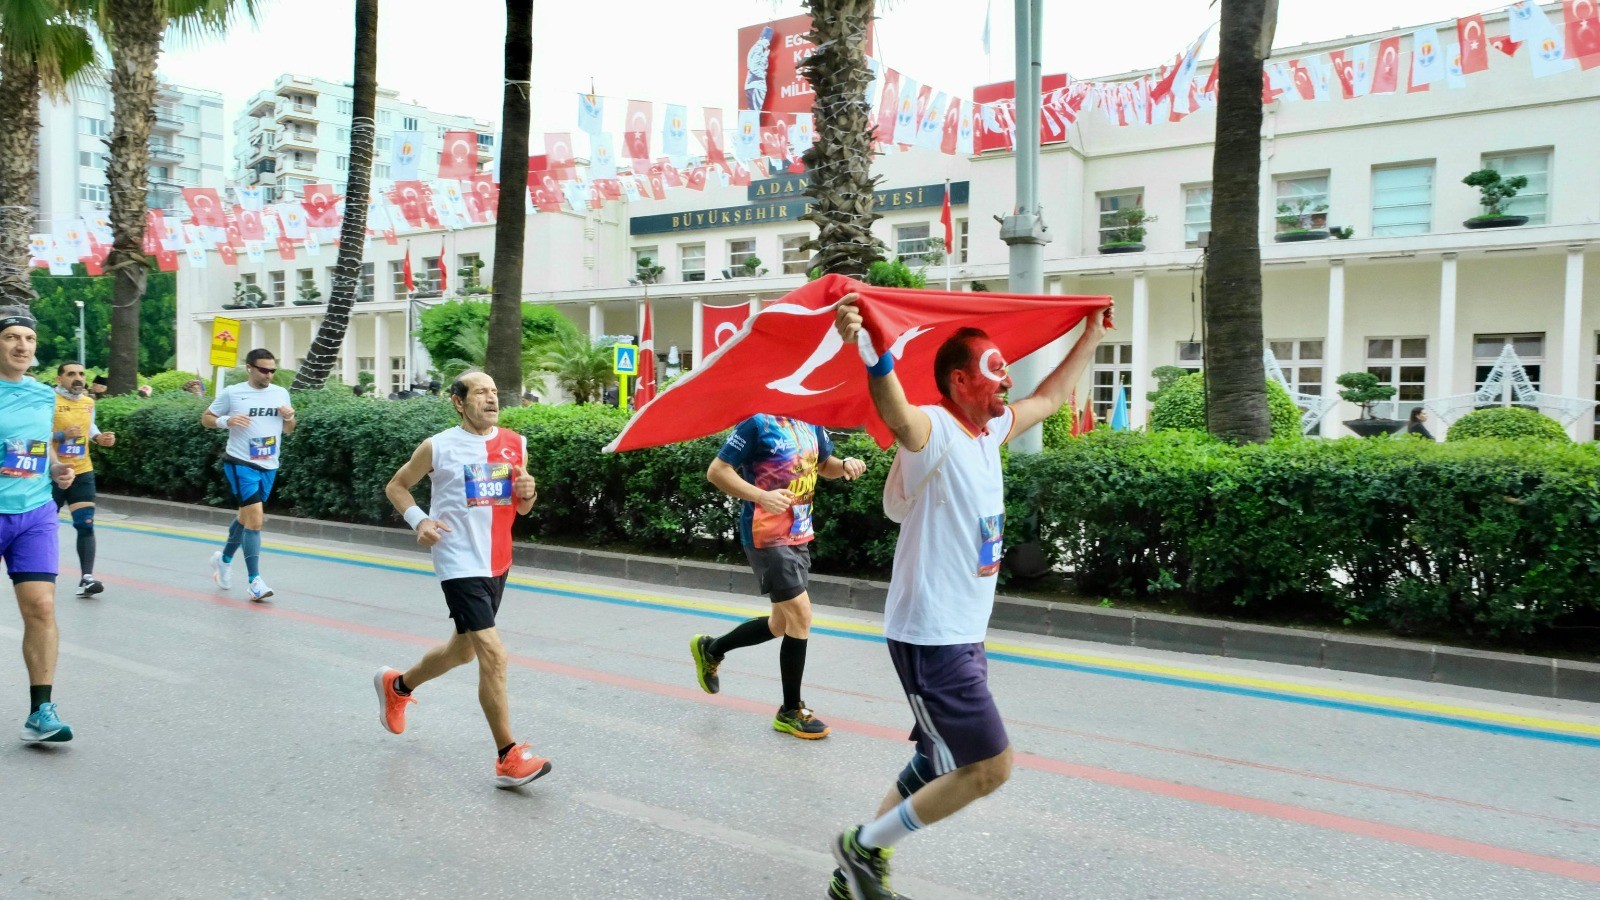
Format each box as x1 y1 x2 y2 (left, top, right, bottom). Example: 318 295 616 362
799 0 884 277
1202 0 1276 444
293 0 378 390
105 0 163 394
0 53 42 307
486 0 534 409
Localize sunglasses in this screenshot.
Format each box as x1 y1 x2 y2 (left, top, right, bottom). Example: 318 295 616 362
251 364 277 375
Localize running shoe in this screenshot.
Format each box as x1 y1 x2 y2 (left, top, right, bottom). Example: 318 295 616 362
248 576 273 602
827 867 853 899
493 743 552 789
373 667 416 735
831 826 901 900
77 575 104 598
21 702 73 743
689 634 721 694
774 705 831 739
209 551 232 590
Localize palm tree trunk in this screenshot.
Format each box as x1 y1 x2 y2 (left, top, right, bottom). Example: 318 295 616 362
104 0 163 394
0 53 42 307
1202 0 1277 444
486 0 534 409
293 0 378 390
798 0 884 277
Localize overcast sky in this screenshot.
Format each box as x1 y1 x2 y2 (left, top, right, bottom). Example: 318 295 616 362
156 0 1498 156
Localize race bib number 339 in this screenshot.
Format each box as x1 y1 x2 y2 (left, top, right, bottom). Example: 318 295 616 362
2 439 48 477
464 462 514 507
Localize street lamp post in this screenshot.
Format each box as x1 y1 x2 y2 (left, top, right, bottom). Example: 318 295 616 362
1000 0 1051 453
75 300 85 366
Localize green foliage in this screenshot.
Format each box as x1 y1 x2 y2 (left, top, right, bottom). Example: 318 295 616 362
864 258 926 288
1147 365 1189 403
27 268 176 375
1462 169 1529 217
634 255 665 285
1149 372 1302 439
145 370 205 395
1447 407 1570 443
1100 207 1155 245
533 332 616 404
416 300 577 369
1041 404 1076 449
1336 371 1396 418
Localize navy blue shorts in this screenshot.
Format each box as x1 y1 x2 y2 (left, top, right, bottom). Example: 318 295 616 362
887 640 1009 776
223 462 278 506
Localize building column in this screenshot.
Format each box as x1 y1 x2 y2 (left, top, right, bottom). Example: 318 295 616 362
1322 259 1346 438
691 299 704 369
1435 253 1458 432
373 312 390 397
278 319 295 370
1562 246 1586 440
588 301 603 340
341 319 359 386
248 320 264 354
1130 270 1150 428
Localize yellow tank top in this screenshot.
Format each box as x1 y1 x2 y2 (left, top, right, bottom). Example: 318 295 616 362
53 393 97 475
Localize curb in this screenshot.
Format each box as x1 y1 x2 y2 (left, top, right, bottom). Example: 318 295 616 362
94 493 1600 704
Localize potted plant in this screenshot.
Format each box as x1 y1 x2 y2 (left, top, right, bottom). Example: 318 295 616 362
1098 207 1154 254
292 282 322 305
1274 198 1329 242
223 281 266 309
1462 168 1530 229
1329 226 1354 240
455 257 490 296
1336 371 1404 437
739 255 768 277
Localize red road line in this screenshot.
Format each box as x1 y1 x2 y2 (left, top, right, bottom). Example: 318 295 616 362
98 572 1600 885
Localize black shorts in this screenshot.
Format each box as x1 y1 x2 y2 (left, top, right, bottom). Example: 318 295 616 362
888 640 1010 776
744 543 811 603
53 470 96 507
442 573 509 634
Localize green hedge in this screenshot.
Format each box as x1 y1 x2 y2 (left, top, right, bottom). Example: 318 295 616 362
1447 406 1571 443
1150 372 1303 439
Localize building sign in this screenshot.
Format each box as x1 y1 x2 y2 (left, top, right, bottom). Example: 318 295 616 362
748 174 812 202
737 15 874 119
209 316 241 368
631 181 968 236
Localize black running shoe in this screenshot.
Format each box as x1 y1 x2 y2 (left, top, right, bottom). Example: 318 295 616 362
77 575 104 598
832 826 904 899
689 634 721 694
774 704 830 739
827 866 853 899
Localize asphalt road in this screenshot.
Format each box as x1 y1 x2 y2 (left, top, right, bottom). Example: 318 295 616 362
3 511 1598 899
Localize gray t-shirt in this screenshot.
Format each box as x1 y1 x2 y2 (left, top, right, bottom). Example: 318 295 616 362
208 382 291 471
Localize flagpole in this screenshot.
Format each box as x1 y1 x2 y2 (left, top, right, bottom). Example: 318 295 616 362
944 177 952 293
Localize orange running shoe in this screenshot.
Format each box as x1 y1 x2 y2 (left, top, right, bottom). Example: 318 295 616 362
494 743 552 789
373 667 416 735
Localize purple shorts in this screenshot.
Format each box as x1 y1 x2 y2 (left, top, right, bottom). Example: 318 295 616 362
0 502 58 583
887 640 1009 776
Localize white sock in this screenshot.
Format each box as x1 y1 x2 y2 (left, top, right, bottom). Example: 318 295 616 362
858 797 924 850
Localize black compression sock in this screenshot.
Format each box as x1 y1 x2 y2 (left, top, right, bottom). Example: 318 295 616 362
498 742 516 761
393 674 411 695
30 685 51 713
709 616 776 657
779 636 808 710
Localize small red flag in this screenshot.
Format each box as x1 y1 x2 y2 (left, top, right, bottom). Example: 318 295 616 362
939 182 953 251
402 248 415 293
437 244 448 292
635 301 657 408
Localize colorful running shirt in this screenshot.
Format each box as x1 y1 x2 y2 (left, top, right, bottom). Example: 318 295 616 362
0 376 58 514
423 426 527 580
208 382 292 471
53 389 100 476
716 415 834 549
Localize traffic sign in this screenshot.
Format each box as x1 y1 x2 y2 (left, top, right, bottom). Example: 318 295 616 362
613 343 639 376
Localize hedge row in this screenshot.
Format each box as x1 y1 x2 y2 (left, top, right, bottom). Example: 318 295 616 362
89 393 1600 644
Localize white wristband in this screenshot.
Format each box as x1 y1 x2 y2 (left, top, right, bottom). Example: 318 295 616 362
216 418 231 429
403 506 429 530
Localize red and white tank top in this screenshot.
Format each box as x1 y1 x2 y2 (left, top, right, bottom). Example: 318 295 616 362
426 426 525 580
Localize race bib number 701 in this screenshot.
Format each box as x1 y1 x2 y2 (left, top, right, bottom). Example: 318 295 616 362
464 462 514 507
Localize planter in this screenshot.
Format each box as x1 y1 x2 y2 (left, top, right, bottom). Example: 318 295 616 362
1463 215 1529 230
1098 242 1145 254
1343 417 1405 438
1274 230 1330 243
292 299 321 306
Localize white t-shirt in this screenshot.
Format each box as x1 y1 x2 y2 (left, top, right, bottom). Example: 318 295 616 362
425 426 527 581
883 404 1013 646
208 382 292 471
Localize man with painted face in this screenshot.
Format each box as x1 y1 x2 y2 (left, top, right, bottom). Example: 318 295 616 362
373 371 552 789
0 307 80 743
52 362 116 597
826 294 1109 900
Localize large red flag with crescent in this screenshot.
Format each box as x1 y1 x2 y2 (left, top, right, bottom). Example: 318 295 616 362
607 275 1111 452
700 301 752 357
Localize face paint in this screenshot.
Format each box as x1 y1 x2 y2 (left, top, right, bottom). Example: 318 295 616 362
952 339 1012 423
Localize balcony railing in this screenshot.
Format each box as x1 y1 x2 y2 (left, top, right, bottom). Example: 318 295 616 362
152 111 183 132
148 144 183 163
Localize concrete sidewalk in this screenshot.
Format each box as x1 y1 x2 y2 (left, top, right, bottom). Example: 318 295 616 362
94 493 1600 703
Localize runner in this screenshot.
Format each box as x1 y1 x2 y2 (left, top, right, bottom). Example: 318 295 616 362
372 371 551 788
1 307 79 743
52 362 115 597
689 415 865 739
201 348 294 602
826 294 1109 899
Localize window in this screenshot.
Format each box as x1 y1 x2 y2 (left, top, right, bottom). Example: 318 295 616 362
436 126 447 139
391 358 408 395
241 274 257 288
389 260 407 297
78 151 98 168
1176 341 1204 372
477 133 495 149
357 356 374 372
269 271 286 306
1097 190 1144 247
1269 338 1324 399
337 99 353 116
1366 337 1428 419
1473 332 1544 406
80 117 107 136
297 269 315 297
177 167 199 183
357 262 375 301
781 235 809 275
178 136 200 154
78 184 108 203
375 137 390 155
421 256 441 293
458 253 482 290
336 156 349 172
1183 184 1212 248
955 218 969 264
376 110 392 125
402 116 419 131
894 222 931 263
1274 175 1329 233
149 166 169 180
728 238 757 272
337 127 351 143
1091 343 1133 422
680 244 706 282
1481 150 1550 224
182 103 201 121
373 164 391 180
1371 164 1433 237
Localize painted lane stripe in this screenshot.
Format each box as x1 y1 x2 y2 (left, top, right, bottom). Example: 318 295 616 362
89 519 1600 746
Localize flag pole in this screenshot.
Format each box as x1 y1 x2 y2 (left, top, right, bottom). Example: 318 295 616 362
945 177 953 293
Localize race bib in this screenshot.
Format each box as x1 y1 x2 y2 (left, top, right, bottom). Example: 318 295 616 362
790 503 813 538
249 436 278 460
58 437 87 458
2 439 48 478
976 513 1005 577
463 462 514 507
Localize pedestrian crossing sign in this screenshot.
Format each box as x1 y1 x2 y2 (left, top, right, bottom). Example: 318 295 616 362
613 344 639 376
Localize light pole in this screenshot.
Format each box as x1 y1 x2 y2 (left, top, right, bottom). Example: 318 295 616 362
74 300 85 366
1000 0 1051 453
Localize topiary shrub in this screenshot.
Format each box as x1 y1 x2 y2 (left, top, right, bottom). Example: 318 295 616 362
1149 372 1302 439
145 370 205 395
1446 407 1570 443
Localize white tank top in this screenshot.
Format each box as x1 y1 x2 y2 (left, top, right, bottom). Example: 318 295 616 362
425 426 526 580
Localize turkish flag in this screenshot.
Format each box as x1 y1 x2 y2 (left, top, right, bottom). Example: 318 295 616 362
529 180 563 213
1290 60 1316 100
182 188 226 227
596 178 624 201
1261 70 1283 105
544 132 576 180
940 98 962 154
1328 51 1356 98
723 160 752 187
390 181 431 229
701 108 726 164
302 184 342 229
635 302 657 408
1457 15 1490 73
1566 0 1600 66
939 183 953 249
439 130 479 179
237 207 265 241
625 100 653 167
1489 34 1522 57
654 158 684 189
874 69 902 146
224 222 244 249
1371 37 1402 93
760 124 788 162
383 229 398 246
437 244 448 292
684 166 707 192
608 275 1112 452
701 301 753 359
402 248 414 292
1149 53 1184 103
82 256 104 276
277 236 296 261
219 245 238 267
467 174 498 223
156 250 179 272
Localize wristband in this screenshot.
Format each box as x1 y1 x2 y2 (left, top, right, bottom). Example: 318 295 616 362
866 353 895 377
216 417 231 429
403 506 429 530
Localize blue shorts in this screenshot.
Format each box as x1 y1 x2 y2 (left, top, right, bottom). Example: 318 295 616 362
0 502 59 583
222 462 278 507
887 640 1009 776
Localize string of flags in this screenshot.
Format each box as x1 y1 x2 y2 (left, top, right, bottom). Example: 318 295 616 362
26 1 1598 277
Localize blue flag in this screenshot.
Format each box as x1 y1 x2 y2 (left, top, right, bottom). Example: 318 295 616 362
1110 385 1130 431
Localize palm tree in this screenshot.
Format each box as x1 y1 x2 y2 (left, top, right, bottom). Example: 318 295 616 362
534 331 614 404
797 0 884 277
1201 0 1277 443
437 320 544 383
99 0 260 395
292 0 376 390
0 0 95 307
483 0 533 410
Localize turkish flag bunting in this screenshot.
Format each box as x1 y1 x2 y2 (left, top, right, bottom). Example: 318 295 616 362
384 229 398 246
760 124 788 161
156 250 179 272
684 166 707 192
1370 37 1402 93
236 206 265 241
605 275 1112 452
1328 51 1356 98
1290 60 1316 100
625 100 653 167
596 178 624 201
723 160 752 187
1457 15 1491 73
218 245 238 267
302 184 343 229
439 130 480 179
701 109 726 164
1489 34 1522 57
389 181 432 229
654 159 684 188
182 188 226 228
544 133 577 180
1565 0 1600 66
276 236 296 261
81 256 104 276
529 178 564 213
635 301 657 408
